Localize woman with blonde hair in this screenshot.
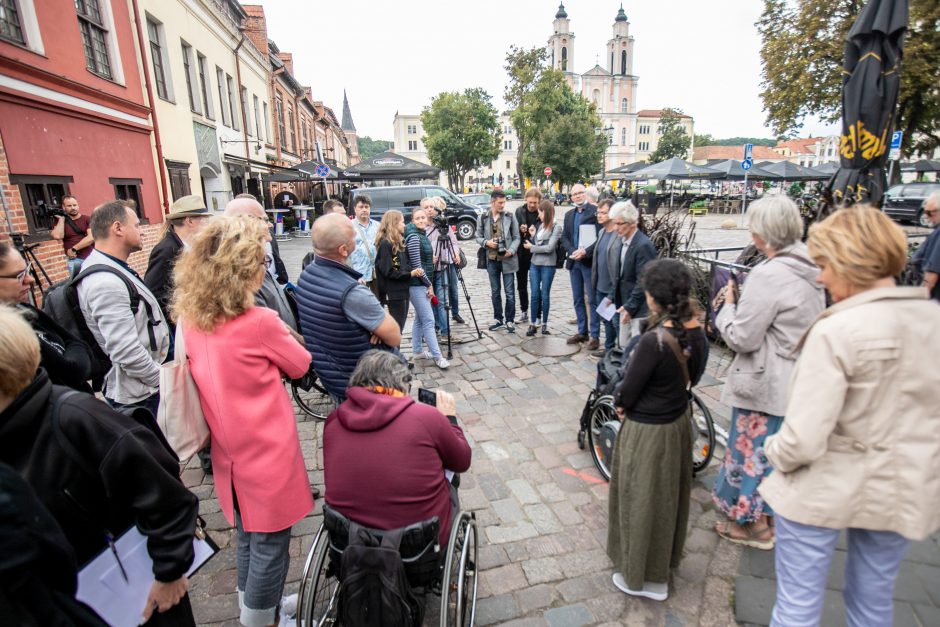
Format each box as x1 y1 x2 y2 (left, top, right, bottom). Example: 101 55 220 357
761 206 940 626
173 216 312 627
374 210 424 335
406 208 448 369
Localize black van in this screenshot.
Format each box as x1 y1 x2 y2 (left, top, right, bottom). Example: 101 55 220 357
349 185 481 240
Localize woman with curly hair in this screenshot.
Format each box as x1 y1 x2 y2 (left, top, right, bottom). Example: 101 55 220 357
173 216 312 627
374 210 425 335
608 259 708 602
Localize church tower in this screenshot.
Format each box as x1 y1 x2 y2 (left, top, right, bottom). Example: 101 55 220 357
607 5 634 77
547 3 575 75
341 90 360 165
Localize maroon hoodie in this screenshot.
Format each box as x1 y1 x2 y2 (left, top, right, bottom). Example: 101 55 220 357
324 387 472 545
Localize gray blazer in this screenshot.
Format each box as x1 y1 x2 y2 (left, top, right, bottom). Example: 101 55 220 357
475 210 521 274
528 222 563 266
591 228 623 293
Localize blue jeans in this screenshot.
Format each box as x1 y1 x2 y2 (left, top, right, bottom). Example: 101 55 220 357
596 290 617 350
410 285 442 359
770 515 910 627
528 264 556 324
433 265 459 334
235 511 293 627
67 257 83 276
107 392 160 420
486 259 515 323
569 262 599 337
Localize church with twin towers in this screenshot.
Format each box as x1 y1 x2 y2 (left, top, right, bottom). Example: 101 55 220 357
548 3 694 170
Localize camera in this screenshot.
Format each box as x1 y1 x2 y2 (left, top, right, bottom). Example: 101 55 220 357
36 202 67 220
431 212 449 230
497 237 507 256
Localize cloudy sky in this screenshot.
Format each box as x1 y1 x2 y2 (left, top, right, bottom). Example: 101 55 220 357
255 0 837 141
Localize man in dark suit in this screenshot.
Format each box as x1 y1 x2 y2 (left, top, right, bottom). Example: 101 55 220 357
561 184 600 349
610 201 657 346
590 198 620 356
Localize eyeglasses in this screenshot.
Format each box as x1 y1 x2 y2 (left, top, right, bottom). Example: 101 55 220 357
925 209 938 217
0 261 31 283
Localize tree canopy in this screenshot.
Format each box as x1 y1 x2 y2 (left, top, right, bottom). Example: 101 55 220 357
759 0 940 156
648 109 692 162
420 88 501 192
357 136 392 160
695 135 778 147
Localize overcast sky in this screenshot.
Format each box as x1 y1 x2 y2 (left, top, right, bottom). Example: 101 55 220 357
255 0 838 141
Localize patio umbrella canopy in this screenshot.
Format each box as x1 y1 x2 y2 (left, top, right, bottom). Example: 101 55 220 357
762 160 830 181
627 157 722 181
606 161 650 177
706 159 780 181
342 151 441 180
900 159 940 172
810 161 841 175
826 0 909 210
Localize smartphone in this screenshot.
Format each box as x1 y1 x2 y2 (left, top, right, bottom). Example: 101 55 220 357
728 270 741 302
418 387 437 406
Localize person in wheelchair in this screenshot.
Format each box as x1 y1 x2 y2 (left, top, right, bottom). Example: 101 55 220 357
324 350 471 548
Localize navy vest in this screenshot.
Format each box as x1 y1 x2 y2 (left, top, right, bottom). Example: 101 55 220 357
295 257 374 401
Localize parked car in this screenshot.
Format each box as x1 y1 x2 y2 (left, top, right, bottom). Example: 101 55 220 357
349 185 480 240
883 182 940 227
458 193 491 212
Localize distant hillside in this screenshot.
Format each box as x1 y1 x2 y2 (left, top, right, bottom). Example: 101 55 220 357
695 135 778 147
358 136 393 159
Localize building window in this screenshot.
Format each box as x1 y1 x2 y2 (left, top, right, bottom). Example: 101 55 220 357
407 140 418 151
504 125 512 134
505 160 510 169
240 87 249 135
639 124 650 135
146 18 169 100
407 124 417 134
225 75 238 130
263 101 271 142
621 128 627 145
215 67 229 126
621 98 628 113
0 0 25 45
504 140 513 150
10 175 72 234
253 95 262 140
561 46 567 71
76 0 112 79
181 43 199 113
110 178 143 217
592 89 600 105
276 95 285 147
197 53 212 118
656 125 663 135
639 141 649 151
620 51 627 75
165 161 191 201
287 105 296 153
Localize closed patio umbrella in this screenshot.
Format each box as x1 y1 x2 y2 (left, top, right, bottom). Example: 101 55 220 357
762 161 829 181
900 159 940 173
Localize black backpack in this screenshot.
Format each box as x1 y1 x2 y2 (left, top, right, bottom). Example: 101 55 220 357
338 522 422 627
43 265 159 392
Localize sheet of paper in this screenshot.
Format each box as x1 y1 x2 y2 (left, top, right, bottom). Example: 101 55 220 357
578 224 597 249
596 297 617 321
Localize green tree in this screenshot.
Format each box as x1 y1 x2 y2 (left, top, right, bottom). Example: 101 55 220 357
648 108 692 162
714 136 778 147
504 46 556 185
758 0 940 156
357 136 392 160
532 114 606 187
421 88 500 192
693 133 716 147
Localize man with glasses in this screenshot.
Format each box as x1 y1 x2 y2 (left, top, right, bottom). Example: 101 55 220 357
590 198 619 357
561 183 600 350
913 191 940 301
610 201 657 345
49 195 94 275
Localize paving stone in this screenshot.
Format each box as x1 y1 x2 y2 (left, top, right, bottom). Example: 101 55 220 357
485 521 539 544
477 543 510 571
480 562 528 593
500 618 548 627
543 603 594 627
505 478 540 504
524 503 564 534
513 583 560 614
474 593 522 626
556 572 608 603
492 497 526 524
521 556 565 585
914 603 940 626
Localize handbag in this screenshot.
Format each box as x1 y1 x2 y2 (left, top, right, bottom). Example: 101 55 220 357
476 246 487 269
157 323 210 462
457 248 468 269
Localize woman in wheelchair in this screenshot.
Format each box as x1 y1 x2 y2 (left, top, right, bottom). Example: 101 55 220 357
324 350 471 547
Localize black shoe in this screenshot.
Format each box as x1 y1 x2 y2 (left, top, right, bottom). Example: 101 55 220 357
452 314 466 324
312 486 321 498
590 349 606 358
200 456 213 475
541 325 550 335
488 321 504 331
506 322 516 333
526 325 537 337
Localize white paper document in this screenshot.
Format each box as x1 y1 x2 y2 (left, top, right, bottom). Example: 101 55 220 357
578 224 597 250
596 297 618 321
76 527 215 627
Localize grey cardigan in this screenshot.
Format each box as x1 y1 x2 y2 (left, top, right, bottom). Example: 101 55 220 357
475 210 521 273
528 222 563 266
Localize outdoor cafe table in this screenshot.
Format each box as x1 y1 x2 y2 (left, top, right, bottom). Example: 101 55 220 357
292 205 312 237
266 208 292 241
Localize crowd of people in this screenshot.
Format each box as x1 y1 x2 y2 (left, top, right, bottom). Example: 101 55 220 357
1 187 939 626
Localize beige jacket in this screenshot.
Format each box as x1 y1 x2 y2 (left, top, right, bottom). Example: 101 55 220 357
760 287 940 540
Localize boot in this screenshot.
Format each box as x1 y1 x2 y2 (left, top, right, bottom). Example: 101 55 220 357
541 324 550 335
526 324 537 337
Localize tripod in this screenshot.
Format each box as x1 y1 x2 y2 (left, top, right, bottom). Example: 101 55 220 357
1 181 52 306
431 219 481 359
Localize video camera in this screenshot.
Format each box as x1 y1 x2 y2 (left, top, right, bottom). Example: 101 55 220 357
431 209 454 232
36 202 67 221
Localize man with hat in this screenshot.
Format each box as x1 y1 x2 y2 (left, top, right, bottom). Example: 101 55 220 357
144 194 211 323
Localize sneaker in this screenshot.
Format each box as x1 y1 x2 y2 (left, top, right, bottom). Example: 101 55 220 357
590 348 606 358
280 593 298 620
488 321 504 331
586 337 600 351
566 333 587 345
421 351 433 360
506 322 515 333
541 325 550 335
435 357 450 369
612 572 668 601
567 318 578 325
452 314 466 324
518 311 529 323
526 325 537 337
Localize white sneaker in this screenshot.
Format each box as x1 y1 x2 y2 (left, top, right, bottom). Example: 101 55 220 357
435 357 450 369
612 572 668 601
279 593 298 621
421 351 433 360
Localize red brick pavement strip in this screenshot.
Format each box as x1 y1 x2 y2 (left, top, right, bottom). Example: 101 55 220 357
190 227 743 626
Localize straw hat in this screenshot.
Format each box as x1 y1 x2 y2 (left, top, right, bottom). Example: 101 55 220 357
167 195 209 219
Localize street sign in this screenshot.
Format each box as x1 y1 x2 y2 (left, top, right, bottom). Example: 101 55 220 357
743 143 753 161
543 166 552 177
314 163 330 178
888 130 903 161
742 158 753 171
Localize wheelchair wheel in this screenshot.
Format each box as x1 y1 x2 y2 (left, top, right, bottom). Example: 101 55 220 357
690 392 716 475
440 511 478 627
297 525 339 626
587 395 619 482
291 370 335 421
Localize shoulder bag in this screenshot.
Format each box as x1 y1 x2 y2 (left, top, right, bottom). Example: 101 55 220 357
157 323 210 462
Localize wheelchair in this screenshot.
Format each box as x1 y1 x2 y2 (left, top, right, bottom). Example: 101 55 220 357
297 503 478 626
291 366 336 421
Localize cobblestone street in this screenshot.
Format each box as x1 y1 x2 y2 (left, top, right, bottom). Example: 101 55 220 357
186 206 938 626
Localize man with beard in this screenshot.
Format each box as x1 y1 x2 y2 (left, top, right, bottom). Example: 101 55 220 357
50 195 95 275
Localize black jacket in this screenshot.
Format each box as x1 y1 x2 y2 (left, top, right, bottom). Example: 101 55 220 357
144 229 184 320
0 372 198 581
375 238 413 303
514 205 541 267
561 203 599 269
269 233 289 285
614 229 658 316
17 303 93 393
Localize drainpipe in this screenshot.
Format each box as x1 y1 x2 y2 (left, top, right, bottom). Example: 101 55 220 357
233 32 252 185
130 0 170 212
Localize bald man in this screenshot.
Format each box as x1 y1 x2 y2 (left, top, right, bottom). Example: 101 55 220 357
233 193 288 284
294 213 401 402
561 183 600 350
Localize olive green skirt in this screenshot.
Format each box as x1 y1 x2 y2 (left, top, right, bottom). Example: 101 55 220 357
606 409 692 589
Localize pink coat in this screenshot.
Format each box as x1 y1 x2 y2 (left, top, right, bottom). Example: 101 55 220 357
184 307 312 532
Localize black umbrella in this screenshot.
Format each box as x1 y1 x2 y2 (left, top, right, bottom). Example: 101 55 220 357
706 159 780 181
626 157 722 181
810 161 841 176
606 161 649 177
342 151 441 180
825 0 909 211
900 159 940 173
762 161 829 181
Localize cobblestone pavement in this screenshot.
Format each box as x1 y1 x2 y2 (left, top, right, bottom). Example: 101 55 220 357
186 205 936 626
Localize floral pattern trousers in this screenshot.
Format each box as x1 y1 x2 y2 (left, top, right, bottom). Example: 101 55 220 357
711 407 784 524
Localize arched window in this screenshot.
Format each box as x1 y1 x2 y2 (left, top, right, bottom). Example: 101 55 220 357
610 52 614 72
620 98 628 113
621 128 627 145
592 89 600 106
620 51 627 75
561 47 568 71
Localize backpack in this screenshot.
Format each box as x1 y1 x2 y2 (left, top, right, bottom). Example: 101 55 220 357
338 522 423 627
43 265 159 392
